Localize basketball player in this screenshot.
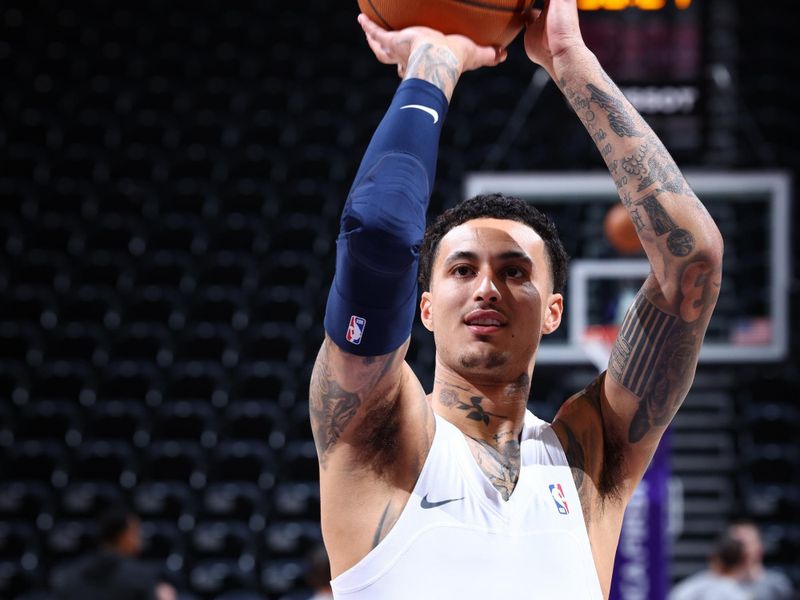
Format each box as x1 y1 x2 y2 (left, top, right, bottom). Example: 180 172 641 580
310 1 724 597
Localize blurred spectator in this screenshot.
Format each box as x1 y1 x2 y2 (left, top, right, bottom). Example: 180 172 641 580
728 518 795 600
305 543 332 600
668 531 748 600
51 505 177 600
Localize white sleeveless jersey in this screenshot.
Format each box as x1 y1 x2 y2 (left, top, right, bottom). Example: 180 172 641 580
331 410 604 599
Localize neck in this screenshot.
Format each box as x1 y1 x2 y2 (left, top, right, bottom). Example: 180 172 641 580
431 363 532 446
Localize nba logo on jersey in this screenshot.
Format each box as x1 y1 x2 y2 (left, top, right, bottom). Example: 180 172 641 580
346 315 366 345
549 483 569 515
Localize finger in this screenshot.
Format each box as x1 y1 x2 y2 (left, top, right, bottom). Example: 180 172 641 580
524 8 543 24
472 44 506 67
359 12 389 41
364 31 394 64
357 13 375 31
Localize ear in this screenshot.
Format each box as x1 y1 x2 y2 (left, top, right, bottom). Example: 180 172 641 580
420 290 434 332
542 292 563 335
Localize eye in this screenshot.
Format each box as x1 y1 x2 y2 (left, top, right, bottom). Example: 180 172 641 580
505 266 525 278
452 265 474 277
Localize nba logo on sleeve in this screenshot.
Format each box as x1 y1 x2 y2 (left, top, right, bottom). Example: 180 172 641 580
346 315 366 345
549 483 569 515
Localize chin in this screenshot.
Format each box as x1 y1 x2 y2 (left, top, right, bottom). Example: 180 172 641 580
458 350 510 371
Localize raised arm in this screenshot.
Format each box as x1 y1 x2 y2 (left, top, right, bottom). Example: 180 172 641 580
527 0 723 509
309 18 505 573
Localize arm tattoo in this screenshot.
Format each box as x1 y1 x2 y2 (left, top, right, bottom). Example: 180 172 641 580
636 194 677 236
466 436 520 501
309 343 401 467
622 144 651 189
609 287 708 443
309 360 361 464
406 43 460 99
587 83 644 138
635 193 695 257
667 229 695 257
610 293 677 398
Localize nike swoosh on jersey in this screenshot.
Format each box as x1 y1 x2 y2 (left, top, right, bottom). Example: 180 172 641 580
400 104 439 124
420 493 464 509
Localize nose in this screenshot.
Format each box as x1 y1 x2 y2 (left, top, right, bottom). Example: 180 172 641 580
474 274 501 304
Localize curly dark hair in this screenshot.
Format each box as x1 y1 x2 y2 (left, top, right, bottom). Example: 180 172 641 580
418 194 569 293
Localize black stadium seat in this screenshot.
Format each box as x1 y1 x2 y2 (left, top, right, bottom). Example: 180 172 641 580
133 481 197 522
0 482 54 523
201 482 268 525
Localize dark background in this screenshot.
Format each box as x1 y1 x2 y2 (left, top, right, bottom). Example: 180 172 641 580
1 1 798 598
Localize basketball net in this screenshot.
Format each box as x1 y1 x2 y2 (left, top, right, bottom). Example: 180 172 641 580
582 324 619 373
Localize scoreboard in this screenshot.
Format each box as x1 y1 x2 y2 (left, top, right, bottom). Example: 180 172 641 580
578 0 706 162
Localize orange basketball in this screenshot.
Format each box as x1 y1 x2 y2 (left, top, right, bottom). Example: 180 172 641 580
604 202 643 255
357 0 536 48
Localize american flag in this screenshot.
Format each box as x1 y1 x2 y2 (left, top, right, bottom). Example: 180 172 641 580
731 317 772 345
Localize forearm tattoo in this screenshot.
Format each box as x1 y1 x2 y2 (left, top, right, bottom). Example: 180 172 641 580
586 83 643 138
561 71 707 261
405 43 460 99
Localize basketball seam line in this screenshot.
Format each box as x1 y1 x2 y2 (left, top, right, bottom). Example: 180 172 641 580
445 0 532 14
364 0 392 29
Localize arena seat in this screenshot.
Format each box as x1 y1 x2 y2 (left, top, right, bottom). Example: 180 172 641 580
153 400 218 446
143 441 207 489
263 521 322 560
133 481 197 522
207 441 277 491
247 287 311 331
134 254 195 293
139 519 187 563
280 441 319 483
190 520 255 561
43 519 95 563
261 558 308 598
239 324 303 368
0 323 40 366
83 399 149 446
59 481 125 520
172 327 237 367
272 482 320 521
17 400 83 446
5 441 68 487
108 322 171 366
68 440 138 487
0 482 54 523
71 250 133 292
57 285 119 328
189 559 258 599
1 287 54 326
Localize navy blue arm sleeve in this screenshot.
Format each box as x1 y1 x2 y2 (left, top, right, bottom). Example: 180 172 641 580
324 78 448 356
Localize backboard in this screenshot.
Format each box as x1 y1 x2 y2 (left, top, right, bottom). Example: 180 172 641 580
463 171 791 364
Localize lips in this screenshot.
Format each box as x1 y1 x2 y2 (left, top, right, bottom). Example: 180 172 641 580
464 309 507 334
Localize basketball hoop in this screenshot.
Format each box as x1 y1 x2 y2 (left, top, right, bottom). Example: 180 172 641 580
582 324 619 373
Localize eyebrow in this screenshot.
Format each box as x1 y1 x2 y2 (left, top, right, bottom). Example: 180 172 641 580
443 250 533 266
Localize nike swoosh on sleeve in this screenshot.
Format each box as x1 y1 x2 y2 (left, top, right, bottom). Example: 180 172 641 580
400 104 439 124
